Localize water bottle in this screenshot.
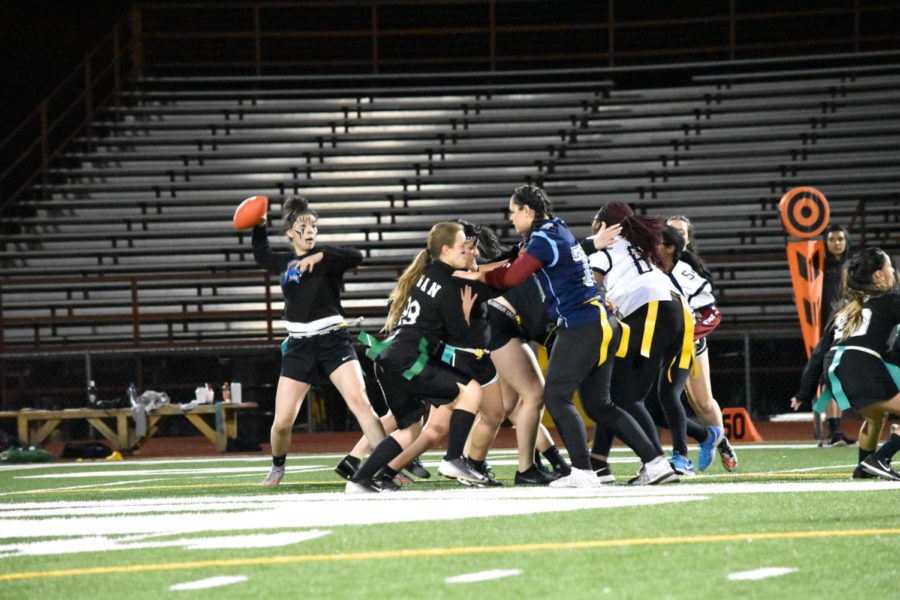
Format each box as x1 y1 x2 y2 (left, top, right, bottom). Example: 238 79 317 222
127 382 139 407
87 380 98 406
222 382 232 403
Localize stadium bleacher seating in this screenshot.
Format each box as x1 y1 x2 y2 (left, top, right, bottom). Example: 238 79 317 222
2 62 899 351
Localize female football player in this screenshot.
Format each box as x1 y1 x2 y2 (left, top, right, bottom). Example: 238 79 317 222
252 195 386 486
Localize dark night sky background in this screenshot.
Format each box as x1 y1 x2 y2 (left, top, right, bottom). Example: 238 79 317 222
1 1 137 134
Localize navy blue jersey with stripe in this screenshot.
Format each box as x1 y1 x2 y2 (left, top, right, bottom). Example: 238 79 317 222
524 218 601 328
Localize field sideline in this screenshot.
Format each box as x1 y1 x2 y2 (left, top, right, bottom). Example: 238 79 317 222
1 442 898 599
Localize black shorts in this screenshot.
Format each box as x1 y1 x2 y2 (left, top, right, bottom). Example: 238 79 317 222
695 336 708 356
487 300 523 351
281 329 357 385
375 355 473 429
444 348 497 386
825 349 899 410
486 299 557 352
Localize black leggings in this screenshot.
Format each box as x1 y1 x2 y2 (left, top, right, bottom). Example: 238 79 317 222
592 298 691 458
543 310 658 469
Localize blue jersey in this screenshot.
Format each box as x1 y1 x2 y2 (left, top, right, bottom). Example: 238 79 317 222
524 218 602 328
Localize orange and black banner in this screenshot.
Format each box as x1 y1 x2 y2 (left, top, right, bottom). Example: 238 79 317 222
778 187 830 358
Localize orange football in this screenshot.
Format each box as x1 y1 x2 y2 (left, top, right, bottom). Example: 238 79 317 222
232 195 269 230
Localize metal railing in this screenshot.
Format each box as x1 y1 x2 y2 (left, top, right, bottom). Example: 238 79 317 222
0 18 137 210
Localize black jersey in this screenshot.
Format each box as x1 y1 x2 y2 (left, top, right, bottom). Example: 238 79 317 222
252 225 362 323
795 290 900 403
381 259 488 370
501 276 555 344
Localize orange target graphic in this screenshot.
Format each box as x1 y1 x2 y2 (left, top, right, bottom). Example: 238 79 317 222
778 187 830 239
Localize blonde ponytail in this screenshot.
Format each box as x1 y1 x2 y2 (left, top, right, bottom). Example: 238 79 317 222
382 222 463 333
384 250 429 332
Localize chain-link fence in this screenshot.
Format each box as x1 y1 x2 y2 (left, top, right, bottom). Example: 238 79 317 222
0 331 810 446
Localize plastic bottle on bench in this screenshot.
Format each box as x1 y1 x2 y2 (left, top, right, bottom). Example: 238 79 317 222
127 382 139 408
87 380 98 407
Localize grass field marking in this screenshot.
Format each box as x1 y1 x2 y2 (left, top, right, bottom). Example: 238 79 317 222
169 575 248 590
728 567 797 581
15 465 325 479
445 569 522 583
3 528 899 582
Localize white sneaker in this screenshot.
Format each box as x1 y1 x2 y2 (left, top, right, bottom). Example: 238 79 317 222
629 456 679 486
549 467 603 488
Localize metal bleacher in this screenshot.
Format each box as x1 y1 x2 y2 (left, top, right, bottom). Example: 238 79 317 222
1 62 899 351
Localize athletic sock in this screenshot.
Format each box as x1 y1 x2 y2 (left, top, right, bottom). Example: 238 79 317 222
533 449 546 471
826 418 840 437
380 465 399 480
351 436 403 483
542 445 568 471
467 458 486 472
444 409 476 460
858 447 874 464
589 455 608 472
272 455 286 467
873 433 900 463
686 418 709 443
343 454 361 468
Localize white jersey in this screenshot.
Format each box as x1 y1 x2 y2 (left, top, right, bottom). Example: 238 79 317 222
669 260 716 312
589 236 676 318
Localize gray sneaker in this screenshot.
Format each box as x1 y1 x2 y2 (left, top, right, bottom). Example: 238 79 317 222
262 464 285 486
438 457 489 485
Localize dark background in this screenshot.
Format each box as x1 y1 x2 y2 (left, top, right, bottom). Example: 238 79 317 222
1 1 137 134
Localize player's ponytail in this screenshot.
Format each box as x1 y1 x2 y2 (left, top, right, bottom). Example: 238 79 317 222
832 247 892 342
383 222 463 332
594 202 665 268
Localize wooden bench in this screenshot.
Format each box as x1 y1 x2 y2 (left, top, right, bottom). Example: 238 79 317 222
0 402 257 453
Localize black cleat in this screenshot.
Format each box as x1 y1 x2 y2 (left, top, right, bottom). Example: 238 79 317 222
852 465 876 479
334 455 361 481
376 470 402 491
514 465 556 485
403 457 431 479
860 455 900 481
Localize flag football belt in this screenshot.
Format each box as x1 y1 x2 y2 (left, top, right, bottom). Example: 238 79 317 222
813 346 900 413
357 332 432 381
586 298 616 366
287 316 363 339
281 318 363 354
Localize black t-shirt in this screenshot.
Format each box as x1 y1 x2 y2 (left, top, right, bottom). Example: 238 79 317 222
252 225 362 323
795 290 900 402
381 259 491 370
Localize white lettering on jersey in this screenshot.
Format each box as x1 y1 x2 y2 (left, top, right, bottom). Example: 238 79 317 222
833 308 872 340
570 244 594 287
398 298 421 327
415 276 442 298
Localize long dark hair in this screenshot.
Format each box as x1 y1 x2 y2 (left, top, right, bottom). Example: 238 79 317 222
824 223 851 266
593 202 665 268
661 225 685 268
511 185 554 238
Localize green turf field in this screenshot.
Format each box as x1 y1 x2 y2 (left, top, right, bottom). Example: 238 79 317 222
1 442 897 599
